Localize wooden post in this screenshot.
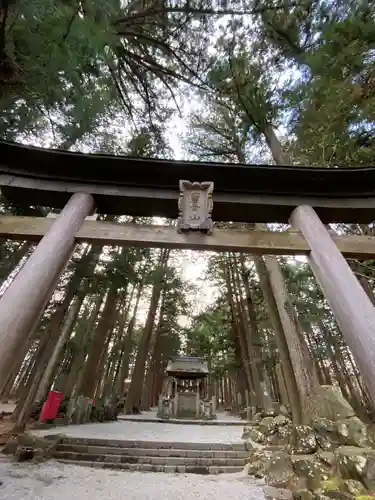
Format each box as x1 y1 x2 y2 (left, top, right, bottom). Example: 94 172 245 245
196 380 200 418
0 192 95 386
290 205 375 402
173 378 178 417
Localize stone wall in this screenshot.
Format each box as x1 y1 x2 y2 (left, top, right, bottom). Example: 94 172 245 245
242 386 375 499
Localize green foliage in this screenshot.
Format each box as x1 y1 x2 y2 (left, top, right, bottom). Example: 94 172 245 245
1 0 118 143
183 307 236 379
127 126 170 158
0 0 216 147
266 1 375 166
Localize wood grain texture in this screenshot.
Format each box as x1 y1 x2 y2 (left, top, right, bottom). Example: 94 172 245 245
2 174 375 223
0 194 95 387
290 205 375 403
3 139 375 197
2 215 375 258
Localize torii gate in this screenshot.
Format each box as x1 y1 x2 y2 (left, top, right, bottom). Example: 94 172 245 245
0 140 375 400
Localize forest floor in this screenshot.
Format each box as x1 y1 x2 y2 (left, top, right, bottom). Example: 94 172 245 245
0 458 265 500
0 403 16 444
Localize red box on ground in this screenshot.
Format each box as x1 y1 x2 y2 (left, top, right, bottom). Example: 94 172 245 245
40 391 63 422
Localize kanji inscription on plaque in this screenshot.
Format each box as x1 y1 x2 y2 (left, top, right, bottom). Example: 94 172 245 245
177 180 214 234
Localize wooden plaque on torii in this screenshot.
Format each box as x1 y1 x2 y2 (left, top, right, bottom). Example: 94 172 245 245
177 180 214 235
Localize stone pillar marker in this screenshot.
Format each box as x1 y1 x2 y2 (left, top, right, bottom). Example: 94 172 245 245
0 192 95 385
290 204 375 402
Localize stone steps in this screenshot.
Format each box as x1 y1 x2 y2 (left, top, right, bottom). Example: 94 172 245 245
51 437 248 474
57 459 245 474
49 436 248 450
56 443 249 458
55 450 247 467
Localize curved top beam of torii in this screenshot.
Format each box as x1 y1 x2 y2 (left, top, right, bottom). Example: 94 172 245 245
0 140 375 223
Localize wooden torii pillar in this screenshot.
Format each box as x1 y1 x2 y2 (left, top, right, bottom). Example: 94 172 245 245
0 192 95 387
290 205 375 402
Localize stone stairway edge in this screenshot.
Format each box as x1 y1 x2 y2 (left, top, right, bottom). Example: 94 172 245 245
55 458 245 474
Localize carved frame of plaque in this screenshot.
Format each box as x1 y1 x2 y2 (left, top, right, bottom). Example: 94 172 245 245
177 180 214 235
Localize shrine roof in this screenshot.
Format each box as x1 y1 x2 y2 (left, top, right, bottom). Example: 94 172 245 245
166 356 209 376
1 140 375 223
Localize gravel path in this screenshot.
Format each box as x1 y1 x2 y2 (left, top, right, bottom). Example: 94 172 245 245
0 459 265 500
0 403 15 413
119 409 244 425
32 420 245 443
